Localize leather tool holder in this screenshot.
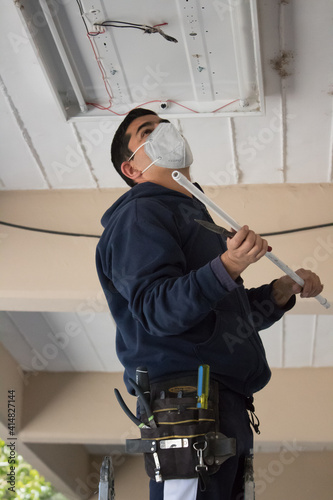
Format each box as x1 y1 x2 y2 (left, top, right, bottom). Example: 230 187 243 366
125 375 236 488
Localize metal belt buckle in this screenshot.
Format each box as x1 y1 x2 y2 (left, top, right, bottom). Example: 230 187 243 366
193 441 208 472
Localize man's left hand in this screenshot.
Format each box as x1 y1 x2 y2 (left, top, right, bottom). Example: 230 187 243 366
272 268 324 307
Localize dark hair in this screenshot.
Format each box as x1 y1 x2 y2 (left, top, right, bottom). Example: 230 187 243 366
111 108 157 187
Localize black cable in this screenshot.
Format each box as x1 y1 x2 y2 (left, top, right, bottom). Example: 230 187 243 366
75 0 90 34
75 0 84 16
100 20 148 28
96 20 178 43
75 0 178 42
99 24 145 31
261 223 333 237
75 2 178 42
0 221 332 239
0 221 100 238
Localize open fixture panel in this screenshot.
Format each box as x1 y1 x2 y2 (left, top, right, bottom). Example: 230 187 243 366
18 0 265 119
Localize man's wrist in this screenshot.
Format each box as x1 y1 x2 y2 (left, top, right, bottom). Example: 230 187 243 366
272 278 295 307
220 252 242 281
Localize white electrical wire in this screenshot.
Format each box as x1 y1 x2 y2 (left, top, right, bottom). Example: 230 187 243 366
172 171 330 310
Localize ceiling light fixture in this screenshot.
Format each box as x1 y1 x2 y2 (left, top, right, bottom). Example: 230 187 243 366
229 0 257 108
39 0 87 113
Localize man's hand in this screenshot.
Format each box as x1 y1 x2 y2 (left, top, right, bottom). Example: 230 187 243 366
272 268 324 307
221 225 268 280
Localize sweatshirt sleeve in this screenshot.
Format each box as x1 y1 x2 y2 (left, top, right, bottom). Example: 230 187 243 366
106 201 234 337
245 281 296 330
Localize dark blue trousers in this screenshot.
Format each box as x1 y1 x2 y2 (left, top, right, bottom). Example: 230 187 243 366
149 385 254 500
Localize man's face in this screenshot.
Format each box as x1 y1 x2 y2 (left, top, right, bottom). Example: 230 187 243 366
121 113 191 187
125 114 170 173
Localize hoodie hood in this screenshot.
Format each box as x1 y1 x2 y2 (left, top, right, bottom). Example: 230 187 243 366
101 181 192 228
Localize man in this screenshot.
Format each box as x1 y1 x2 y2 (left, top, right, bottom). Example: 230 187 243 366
96 108 323 500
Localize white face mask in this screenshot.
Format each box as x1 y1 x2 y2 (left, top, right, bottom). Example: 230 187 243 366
128 122 193 174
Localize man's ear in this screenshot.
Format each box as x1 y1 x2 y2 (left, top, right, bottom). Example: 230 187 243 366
121 161 142 181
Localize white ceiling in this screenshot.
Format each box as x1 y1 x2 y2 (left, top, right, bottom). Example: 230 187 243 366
0 0 333 375
0 0 332 191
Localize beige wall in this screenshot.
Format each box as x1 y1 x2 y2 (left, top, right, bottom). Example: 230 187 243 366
0 183 332 313
254 367 333 444
16 368 333 446
254 451 333 500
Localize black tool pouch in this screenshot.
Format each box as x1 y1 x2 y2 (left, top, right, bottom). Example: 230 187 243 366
125 375 236 488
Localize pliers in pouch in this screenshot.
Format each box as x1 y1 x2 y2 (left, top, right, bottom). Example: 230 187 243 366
114 378 157 429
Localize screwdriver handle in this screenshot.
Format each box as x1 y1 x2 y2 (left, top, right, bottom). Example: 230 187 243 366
197 364 210 410
135 367 151 416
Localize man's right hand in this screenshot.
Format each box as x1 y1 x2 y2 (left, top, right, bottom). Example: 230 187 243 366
221 225 268 280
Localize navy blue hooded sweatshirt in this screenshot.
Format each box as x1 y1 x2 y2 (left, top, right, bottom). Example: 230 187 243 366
96 182 295 396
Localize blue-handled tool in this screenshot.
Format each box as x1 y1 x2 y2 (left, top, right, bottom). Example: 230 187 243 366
196 364 210 410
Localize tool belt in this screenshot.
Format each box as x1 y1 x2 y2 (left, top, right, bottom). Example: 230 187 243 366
123 374 236 488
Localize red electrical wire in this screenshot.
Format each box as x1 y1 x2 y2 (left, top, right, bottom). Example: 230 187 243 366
87 29 106 36
86 100 167 117
166 100 200 113
86 98 239 116
212 99 239 113
86 33 113 110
